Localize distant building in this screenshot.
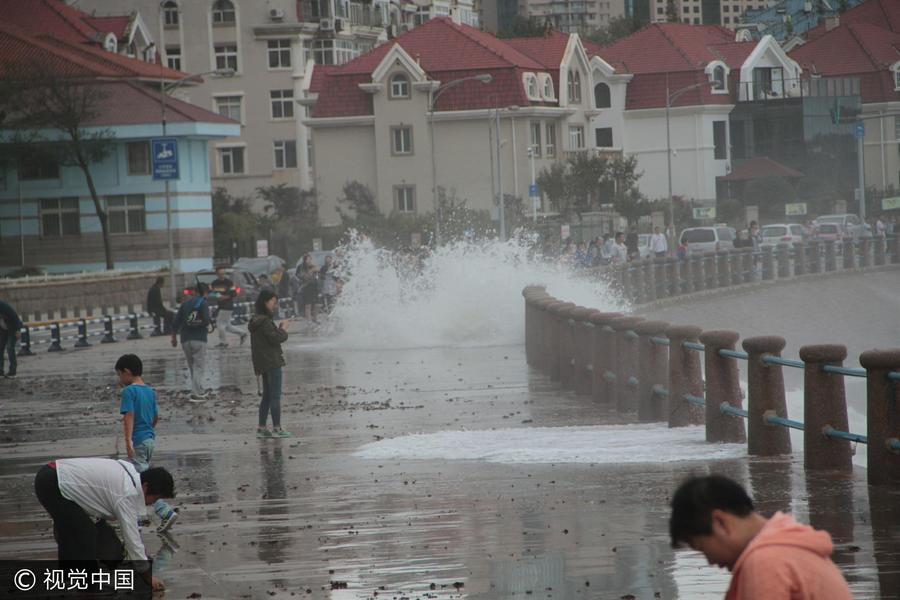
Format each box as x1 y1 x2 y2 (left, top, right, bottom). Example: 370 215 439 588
517 0 627 33
737 0 865 42
481 0 521 33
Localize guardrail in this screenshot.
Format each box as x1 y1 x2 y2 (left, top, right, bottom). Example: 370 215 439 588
523 286 900 487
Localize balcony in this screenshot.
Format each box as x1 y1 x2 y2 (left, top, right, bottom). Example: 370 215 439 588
349 2 386 27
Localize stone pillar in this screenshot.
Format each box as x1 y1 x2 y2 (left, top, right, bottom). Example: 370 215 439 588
642 259 656 303
741 247 754 283
666 325 705 428
544 300 566 381
653 257 668 299
679 255 693 295
762 246 774 281
824 240 836 272
704 251 718 289
523 287 546 367
793 242 806 276
611 316 644 413
859 349 900 486
634 320 670 423
808 240 821 274
571 307 594 396
717 251 730 288
729 250 742 286
589 311 623 404
557 303 578 389
890 235 900 264
777 243 791 278
742 336 792 456
798 344 852 473
628 262 643 304
843 238 855 269
534 298 555 374
666 257 678 297
700 330 746 444
692 253 705 291
859 237 871 268
874 236 886 266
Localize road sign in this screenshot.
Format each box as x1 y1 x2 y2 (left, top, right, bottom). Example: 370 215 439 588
151 138 179 180
693 206 716 220
785 202 807 216
883 197 900 211
256 239 269 258
529 184 539 198
854 122 865 139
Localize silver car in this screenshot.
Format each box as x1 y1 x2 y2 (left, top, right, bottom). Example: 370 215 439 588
679 227 736 254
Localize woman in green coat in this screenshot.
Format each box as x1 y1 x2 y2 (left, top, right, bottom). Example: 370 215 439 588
248 290 290 438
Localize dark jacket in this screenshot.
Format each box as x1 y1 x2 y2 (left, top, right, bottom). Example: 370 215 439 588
172 296 211 344
248 313 288 375
0 300 23 333
146 285 166 315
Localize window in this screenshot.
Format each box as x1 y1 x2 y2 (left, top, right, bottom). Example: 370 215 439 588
394 186 415 213
545 123 556 157
214 44 238 71
267 39 292 69
541 74 555 99
529 122 542 157
40 198 79 237
390 73 409 99
569 125 585 149
391 126 413 155
712 65 727 91
594 82 611 108
212 0 236 24
19 154 59 180
713 121 727 160
595 127 613 147
724 16 730 23
219 146 245 174
165 46 181 71
270 89 294 119
273 140 297 169
526 74 539 99
693 17 700 23
693 5 699 11
107 195 146 234
657 6 664 13
895 116 900 140
723 4 729 10
163 1 179 26
307 38 357 66
126 142 150 175
567 70 582 104
894 65 900 90
215 95 242 121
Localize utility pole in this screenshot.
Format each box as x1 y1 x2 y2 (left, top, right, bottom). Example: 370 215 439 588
495 108 505 241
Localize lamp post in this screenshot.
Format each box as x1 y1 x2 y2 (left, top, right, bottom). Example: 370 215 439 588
665 75 715 246
492 105 519 242
528 146 538 223
428 73 492 246
159 68 234 305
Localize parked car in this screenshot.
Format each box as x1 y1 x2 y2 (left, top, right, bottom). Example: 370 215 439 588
678 226 736 254
182 268 260 304
813 223 843 243
760 223 805 248
815 214 866 240
232 256 286 279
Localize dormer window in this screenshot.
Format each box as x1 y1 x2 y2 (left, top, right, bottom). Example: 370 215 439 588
567 70 582 104
706 61 730 94
212 0 236 24
712 66 726 91
390 73 409 99
540 73 555 100
893 62 900 91
523 73 540 101
593 82 611 108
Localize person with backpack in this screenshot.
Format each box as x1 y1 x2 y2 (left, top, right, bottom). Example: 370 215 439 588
171 283 212 402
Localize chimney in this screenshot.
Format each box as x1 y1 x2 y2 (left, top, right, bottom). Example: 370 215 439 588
825 14 840 31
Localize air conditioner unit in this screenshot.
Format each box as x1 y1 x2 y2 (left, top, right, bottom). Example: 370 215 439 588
320 18 334 30
270 8 285 20
335 17 347 31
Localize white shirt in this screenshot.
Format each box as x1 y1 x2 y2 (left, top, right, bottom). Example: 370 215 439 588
610 242 628 264
649 233 668 253
56 458 148 563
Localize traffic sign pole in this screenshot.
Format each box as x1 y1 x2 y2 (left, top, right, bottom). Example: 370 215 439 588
856 122 865 222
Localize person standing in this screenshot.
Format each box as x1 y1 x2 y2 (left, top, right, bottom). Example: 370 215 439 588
249 290 290 438
610 232 628 264
649 226 668 257
0 299 22 379
625 227 639 261
669 474 852 600
171 283 212 402
146 277 174 334
296 254 320 324
210 267 247 348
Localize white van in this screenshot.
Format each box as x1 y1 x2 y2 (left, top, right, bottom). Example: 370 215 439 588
679 226 736 254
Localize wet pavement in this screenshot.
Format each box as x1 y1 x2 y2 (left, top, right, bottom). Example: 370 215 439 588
1 269 899 599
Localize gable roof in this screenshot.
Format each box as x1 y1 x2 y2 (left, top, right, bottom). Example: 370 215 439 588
504 31 571 70
0 0 112 45
84 16 133 41
806 0 900 40
81 80 236 127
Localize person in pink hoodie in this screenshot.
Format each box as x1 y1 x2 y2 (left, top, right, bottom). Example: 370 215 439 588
669 475 852 599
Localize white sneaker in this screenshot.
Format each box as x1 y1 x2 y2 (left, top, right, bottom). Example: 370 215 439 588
188 393 208 403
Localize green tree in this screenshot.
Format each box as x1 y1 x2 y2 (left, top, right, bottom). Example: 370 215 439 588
212 188 258 261
498 16 551 38
536 162 568 216
256 184 317 221
586 15 645 46
337 181 380 219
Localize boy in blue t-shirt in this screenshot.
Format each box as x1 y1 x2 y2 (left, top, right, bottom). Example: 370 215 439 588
115 353 178 533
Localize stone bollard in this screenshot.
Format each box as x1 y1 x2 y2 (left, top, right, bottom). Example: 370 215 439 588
808 239 821 274
48 322 63 352
101 315 117 344
874 236 886 266
842 238 855 269
665 257 678 297
729 250 742 286
793 242 806 276
18 326 35 356
859 237 871 268
678 255 693 295
742 336 792 456
590 311 623 404
628 263 643 304
824 240 836 272
741 247 754 283
543 300 566 380
666 325 705 427
533 297 555 374
642 259 656 303
859 349 900 486
74 318 91 348
762 246 774 281
798 344 852 473
611 316 644 413
716 251 730 288
634 320 670 423
891 235 900 264
653 257 668 299
700 330 747 444
571 308 595 396
557 303 578 389
776 243 791 278
691 253 705 291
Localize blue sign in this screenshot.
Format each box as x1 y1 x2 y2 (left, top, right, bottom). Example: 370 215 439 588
854 122 865 139
529 183 539 198
151 138 179 180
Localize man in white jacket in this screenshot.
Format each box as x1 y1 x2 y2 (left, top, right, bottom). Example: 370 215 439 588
34 457 174 591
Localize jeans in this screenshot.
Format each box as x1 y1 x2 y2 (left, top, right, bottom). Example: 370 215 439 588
0 330 16 376
258 367 283 428
35 465 96 562
152 310 174 334
216 309 245 343
182 340 206 395
131 438 174 519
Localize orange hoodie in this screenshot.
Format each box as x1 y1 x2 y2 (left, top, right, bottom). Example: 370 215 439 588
725 512 852 600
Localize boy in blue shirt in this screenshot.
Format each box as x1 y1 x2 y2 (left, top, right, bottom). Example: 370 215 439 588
116 353 178 533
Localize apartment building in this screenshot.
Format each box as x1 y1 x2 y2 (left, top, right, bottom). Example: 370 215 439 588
520 0 626 32
643 0 772 27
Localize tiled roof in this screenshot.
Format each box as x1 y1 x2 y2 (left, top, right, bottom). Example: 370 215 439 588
806 0 900 40
82 81 236 127
84 16 132 40
719 156 804 181
504 31 570 69
0 0 105 44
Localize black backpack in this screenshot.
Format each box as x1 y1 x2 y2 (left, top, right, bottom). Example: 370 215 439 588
184 297 208 329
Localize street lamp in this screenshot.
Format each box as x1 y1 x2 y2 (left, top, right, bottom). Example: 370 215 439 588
665 74 715 245
493 105 519 241
428 73 492 246
159 68 234 305
528 146 538 223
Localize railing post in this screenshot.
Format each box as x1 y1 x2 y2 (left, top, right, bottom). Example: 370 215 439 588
808 239 821 274
798 344 852 472
653 257 668 299
611 316 643 413
874 236 886 266
48 322 63 352
761 246 774 281
557 303 578 389
666 325 705 427
543 301 565 381
700 330 746 444
628 264 643 304
692 253 706 291
642 259 656 302
793 242 806 276
859 237 871 268
742 336 791 456
842 238 855 269
665 257 678 297
859 349 900 486
127 313 142 340
716 250 730 288
590 311 623 405
729 250 742 286
823 240 836 272
890 235 900 264
777 243 791 278
101 315 117 344
535 298 555 374
74 318 91 348
741 247 754 283
634 320 670 423
523 287 546 367
17 326 35 356
678 254 693 295
571 308 594 396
